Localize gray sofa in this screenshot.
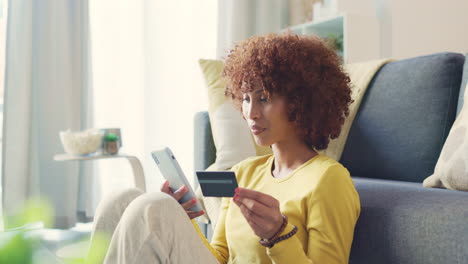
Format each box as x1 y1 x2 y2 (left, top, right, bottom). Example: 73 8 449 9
194 52 468 264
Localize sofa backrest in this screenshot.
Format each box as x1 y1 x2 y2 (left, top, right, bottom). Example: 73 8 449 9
340 52 465 183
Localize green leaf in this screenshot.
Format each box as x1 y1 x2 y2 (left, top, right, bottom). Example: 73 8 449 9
0 233 34 264
104 133 119 142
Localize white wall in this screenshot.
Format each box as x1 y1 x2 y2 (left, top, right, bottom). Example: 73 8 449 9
290 0 468 60
377 0 468 59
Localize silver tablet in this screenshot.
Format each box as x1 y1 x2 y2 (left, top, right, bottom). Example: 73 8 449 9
151 146 202 212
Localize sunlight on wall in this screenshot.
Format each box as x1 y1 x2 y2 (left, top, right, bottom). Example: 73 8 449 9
89 0 217 196
89 0 145 195
143 1 217 191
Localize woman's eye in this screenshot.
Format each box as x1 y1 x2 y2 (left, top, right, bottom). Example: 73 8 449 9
260 97 268 102
242 97 250 102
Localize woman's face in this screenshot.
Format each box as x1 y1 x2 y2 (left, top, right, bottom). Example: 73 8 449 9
242 88 299 147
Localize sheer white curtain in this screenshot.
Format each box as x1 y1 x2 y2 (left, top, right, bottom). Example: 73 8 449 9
217 0 290 58
0 0 8 230
2 0 93 228
88 0 218 204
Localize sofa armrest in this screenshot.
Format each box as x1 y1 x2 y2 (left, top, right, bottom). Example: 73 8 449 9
193 112 216 174
193 111 217 238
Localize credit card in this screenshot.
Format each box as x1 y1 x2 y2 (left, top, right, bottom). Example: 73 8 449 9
195 171 238 197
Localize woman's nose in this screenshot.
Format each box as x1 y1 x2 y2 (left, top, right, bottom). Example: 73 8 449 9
245 102 261 120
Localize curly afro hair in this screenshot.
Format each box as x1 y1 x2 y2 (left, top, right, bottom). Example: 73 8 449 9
223 33 353 150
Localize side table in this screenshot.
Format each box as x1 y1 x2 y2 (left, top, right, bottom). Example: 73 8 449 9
53 153 146 191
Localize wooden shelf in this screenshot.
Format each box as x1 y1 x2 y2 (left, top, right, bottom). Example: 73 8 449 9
285 13 380 63
289 15 344 37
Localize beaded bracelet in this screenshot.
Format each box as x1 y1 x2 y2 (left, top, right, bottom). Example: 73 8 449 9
265 215 287 239
259 214 295 248
267 225 298 248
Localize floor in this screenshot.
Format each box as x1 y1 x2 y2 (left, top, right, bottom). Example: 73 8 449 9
31 222 93 264
38 222 92 252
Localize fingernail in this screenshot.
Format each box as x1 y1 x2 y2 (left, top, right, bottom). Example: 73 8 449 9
201 210 205 214
235 188 240 194
233 194 238 202
183 185 188 191
164 181 169 187
192 198 197 203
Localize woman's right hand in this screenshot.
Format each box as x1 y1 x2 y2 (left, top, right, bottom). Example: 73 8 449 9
160 180 205 219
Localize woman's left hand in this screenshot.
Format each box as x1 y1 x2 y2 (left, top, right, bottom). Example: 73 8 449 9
233 187 283 239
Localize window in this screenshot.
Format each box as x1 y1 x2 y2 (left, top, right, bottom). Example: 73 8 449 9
89 1 217 199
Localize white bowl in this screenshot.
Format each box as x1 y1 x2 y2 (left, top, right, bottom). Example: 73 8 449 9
59 129 103 155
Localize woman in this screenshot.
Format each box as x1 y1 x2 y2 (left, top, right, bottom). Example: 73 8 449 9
87 33 360 264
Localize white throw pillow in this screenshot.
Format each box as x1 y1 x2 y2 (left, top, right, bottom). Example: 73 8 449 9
424 83 468 191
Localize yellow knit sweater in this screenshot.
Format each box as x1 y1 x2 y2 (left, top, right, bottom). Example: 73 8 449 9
193 154 360 264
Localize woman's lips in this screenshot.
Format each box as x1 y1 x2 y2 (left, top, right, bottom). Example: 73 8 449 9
251 127 266 135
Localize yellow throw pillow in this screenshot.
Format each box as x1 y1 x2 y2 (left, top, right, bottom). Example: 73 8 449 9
198 59 272 171
424 83 468 191
197 59 272 225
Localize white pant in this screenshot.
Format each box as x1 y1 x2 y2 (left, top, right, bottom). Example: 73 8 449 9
86 188 219 264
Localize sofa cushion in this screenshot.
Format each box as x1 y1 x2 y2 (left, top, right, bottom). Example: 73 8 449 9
341 52 465 183
350 177 468 264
